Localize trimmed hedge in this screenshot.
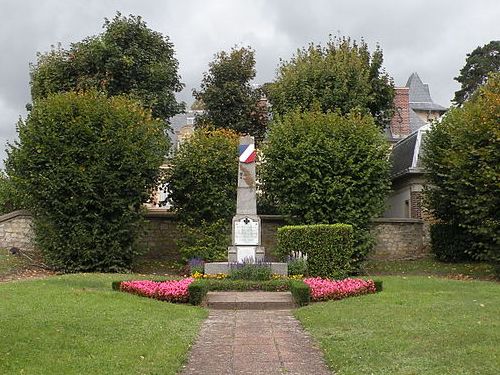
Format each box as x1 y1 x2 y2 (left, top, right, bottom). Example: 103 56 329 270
188 281 208 305
277 224 354 278
430 223 474 262
290 280 310 306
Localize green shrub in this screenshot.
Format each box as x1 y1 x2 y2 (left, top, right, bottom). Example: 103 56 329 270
188 280 208 305
287 258 308 276
374 280 383 292
277 224 354 278
430 223 474 262
229 262 273 281
290 280 310 306
176 220 229 262
261 109 390 263
6 91 169 272
111 281 122 291
423 74 499 264
196 278 291 292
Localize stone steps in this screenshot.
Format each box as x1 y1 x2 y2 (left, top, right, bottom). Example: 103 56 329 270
205 291 295 310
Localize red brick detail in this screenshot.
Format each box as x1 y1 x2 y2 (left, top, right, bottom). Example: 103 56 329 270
410 191 423 219
390 87 410 138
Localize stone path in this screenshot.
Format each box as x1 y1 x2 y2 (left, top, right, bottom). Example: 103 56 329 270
180 309 332 375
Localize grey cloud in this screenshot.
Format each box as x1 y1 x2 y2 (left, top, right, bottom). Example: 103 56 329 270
0 0 499 167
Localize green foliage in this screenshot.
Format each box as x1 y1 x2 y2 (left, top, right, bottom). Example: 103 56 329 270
188 281 208 305
176 220 229 262
453 40 500 106
0 171 25 215
267 36 394 129
290 280 310 306
423 74 500 264
373 280 383 292
193 47 268 142
166 128 239 225
191 278 291 292
30 13 184 120
277 224 354 278
166 128 239 262
229 262 273 281
6 91 169 272
262 109 390 259
287 258 308 276
430 223 474 262
111 281 122 291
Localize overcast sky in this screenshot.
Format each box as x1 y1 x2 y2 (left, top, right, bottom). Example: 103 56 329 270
0 0 498 167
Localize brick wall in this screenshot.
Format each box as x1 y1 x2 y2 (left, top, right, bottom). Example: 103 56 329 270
0 211 430 262
389 87 411 138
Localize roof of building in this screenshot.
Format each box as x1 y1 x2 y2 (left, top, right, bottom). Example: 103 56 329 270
390 124 430 178
406 72 447 112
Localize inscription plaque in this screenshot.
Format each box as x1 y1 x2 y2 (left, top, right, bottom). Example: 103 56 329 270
234 218 259 245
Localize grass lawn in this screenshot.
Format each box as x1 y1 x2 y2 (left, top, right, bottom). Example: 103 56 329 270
361 258 497 280
295 276 500 375
0 273 207 375
0 248 30 276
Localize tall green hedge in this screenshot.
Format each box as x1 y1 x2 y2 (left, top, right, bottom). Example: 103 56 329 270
261 109 390 264
423 74 499 264
277 224 354 278
430 223 474 262
6 91 169 272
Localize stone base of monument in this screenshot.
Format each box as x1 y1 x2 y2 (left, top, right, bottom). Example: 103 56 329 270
204 262 288 276
227 245 265 263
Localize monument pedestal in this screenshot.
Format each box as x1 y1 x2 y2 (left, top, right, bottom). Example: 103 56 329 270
204 135 287 275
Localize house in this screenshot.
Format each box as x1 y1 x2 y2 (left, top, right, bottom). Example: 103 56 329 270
384 73 447 218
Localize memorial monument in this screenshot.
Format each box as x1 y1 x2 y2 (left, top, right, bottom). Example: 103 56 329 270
227 135 265 262
204 135 287 275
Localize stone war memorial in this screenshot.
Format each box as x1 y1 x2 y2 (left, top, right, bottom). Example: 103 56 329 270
205 135 287 275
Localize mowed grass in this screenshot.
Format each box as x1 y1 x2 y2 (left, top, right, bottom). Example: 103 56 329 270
295 276 500 375
0 273 207 375
361 258 497 280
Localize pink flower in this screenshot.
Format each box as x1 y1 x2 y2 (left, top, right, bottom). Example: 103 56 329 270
303 277 376 301
120 278 194 303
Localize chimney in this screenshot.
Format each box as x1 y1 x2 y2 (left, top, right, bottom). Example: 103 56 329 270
390 87 410 138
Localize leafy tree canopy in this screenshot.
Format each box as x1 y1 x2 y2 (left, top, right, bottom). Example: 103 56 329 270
267 36 395 129
165 128 239 261
166 128 239 226
424 73 500 264
6 91 170 272
193 47 268 142
30 13 184 121
261 109 390 261
453 40 500 106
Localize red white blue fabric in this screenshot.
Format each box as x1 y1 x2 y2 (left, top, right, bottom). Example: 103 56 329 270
239 144 256 163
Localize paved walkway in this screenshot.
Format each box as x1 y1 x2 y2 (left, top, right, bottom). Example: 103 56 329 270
180 309 332 375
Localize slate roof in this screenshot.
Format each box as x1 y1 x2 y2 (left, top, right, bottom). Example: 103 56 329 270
406 73 447 112
390 124 430 178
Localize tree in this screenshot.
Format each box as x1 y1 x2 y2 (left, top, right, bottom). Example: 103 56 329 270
261 109 390 262
193 47 268 142
267 36 395 129
424 73 500 265
0 171 24 215
165 128 239 261
30 13 184 121
6 91 170 272
453 40 500 106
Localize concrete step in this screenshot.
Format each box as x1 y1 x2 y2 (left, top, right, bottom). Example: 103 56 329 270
206 291 295 310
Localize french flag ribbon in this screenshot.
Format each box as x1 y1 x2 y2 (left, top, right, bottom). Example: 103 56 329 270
239 143 256 163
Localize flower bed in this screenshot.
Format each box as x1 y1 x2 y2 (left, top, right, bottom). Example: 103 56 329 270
304 277 376 301
119 278 194 303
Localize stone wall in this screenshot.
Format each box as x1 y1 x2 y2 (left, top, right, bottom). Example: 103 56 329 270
369 218 430 260
0 210 35 253
0 211 430 261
